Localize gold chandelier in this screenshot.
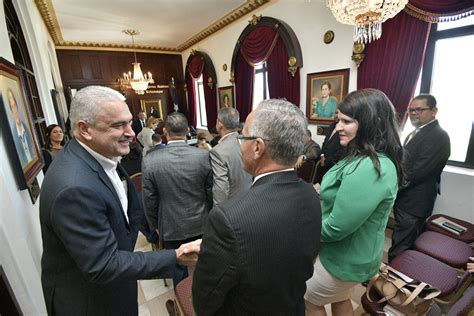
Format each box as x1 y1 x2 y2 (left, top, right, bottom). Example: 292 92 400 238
118 29 154 95
326 0 408 43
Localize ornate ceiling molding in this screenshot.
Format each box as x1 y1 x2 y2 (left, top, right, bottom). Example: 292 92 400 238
35 0 270 53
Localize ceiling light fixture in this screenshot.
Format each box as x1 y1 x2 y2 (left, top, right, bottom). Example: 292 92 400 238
326 0 408 43
118 29 153 95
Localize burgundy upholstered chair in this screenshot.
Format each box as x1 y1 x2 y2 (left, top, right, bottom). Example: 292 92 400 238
414 231 473 269
425 214 474 243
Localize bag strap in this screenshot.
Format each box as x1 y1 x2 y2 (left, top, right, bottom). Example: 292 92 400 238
400 282 428 306
366 276 391 304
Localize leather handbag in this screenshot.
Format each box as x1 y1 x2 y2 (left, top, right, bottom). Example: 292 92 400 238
366 265 441 315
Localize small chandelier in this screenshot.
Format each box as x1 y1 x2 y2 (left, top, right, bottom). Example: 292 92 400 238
118 29 154 95
326 0 408 43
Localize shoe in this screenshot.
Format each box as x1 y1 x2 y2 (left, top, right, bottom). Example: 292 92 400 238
165 299 177 316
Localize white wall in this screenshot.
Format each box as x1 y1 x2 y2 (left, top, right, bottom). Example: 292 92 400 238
0 1 63 314
182 0 358 145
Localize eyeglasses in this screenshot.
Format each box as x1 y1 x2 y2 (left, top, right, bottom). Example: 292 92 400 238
236 135 267 145
407 107 431 114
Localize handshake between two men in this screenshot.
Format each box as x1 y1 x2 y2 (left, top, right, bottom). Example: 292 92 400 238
175 239 202 266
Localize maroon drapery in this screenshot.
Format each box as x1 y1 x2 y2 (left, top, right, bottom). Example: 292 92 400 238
235 52 254 121
202 72 217 129
185 55 217 129
405 0 474 22
357 11 431 121
240 27 279 64
267 36 300 106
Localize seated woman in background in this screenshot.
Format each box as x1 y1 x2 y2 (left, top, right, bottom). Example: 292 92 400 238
196 131 212 150
137 117 159 154
42 124 66 173
305 88 403 316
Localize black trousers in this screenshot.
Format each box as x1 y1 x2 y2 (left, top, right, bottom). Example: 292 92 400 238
388 207 428 262
163 235 201 288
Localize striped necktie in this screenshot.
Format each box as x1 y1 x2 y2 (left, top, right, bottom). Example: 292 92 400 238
404 128 419 146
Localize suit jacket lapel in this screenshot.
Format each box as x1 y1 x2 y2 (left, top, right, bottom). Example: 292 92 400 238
70 139 131 229
406 120 439 150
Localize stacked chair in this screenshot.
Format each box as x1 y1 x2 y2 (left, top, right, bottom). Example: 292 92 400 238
362 213 473 315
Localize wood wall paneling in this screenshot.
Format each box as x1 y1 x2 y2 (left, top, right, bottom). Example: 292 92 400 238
56 50 187 120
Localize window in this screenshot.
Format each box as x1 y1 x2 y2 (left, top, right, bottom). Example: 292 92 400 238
252 62 269 110
409 16 474 168
194 75 207 128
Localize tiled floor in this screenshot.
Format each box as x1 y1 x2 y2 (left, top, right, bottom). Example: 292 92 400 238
134 230 394 315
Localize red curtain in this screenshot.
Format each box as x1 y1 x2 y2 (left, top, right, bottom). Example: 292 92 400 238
185 55 217 129
202 72 217 129
267 36 300 106
357 11 431 121
240 27 279 64
235 52 254 122
405 0 474 21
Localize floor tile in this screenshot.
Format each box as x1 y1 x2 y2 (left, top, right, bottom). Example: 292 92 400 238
146 288 176 316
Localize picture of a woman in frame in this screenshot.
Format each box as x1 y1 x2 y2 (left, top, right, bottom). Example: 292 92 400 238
311 81 338 119
222 94 231 107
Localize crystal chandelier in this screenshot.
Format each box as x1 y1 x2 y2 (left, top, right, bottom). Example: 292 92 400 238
118 29 154 95
326 0 408 43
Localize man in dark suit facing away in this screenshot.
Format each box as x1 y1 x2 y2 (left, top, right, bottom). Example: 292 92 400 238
388 94 450 261
39 86 199 316
142 112 213 287
193 99 322 316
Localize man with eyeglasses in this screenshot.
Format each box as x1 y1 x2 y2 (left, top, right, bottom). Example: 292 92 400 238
388 94 450 262
193 99 322 315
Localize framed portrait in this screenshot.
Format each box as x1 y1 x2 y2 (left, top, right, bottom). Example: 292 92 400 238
306 68 350 125
218 86 234 109
0 57 44 190
140 99 164 120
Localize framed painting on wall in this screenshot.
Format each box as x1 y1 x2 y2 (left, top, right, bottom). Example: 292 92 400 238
218 86 234 109
306 68 349 125
140 99 164 120
0 57 44 190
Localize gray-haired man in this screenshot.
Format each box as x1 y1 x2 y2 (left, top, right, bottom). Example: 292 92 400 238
211 107 252 207
193 99 322 315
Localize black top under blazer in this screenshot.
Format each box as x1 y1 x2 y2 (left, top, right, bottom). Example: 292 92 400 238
40 139 176 315
192 171 322 316
395 120 450 218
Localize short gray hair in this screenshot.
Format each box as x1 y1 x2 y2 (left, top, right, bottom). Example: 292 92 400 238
218 107 239 130
69 86 125 132
165 112 188 137
249 99 307 165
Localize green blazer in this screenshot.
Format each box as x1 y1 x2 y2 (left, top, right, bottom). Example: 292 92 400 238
319 154 398 282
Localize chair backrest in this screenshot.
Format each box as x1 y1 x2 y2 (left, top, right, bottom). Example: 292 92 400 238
130 172 143 193
312 160 324 184
296 160 316 183
175 275 193 316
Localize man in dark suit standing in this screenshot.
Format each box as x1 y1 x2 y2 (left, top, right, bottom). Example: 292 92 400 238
193 99 322 315
131 110 146 135
388 94 450 261
39 86 199 315
142 112 213 287
211 107 252 207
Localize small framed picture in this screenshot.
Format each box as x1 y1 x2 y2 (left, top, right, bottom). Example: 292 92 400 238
0 57 44 190
306 69 350 125
218 86 234 109
140 99 164 120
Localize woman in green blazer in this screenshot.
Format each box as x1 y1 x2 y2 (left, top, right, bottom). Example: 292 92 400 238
305 88 403 316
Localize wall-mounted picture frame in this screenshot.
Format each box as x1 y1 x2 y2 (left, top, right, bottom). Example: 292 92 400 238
140 99 164 120
0 57 44 190
306 68 349 125
218 85 234 109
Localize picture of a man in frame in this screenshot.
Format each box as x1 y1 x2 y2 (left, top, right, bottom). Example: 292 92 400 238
6 87 35 167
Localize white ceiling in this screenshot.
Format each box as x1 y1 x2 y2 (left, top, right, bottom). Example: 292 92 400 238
46 0 265 51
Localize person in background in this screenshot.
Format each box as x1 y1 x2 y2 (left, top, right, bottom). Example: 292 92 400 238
142 112 212 289
305 88 403 316
39 86 199 316
197 131 212 150
210 107 252 207
132 110 146 135
137 117 159 154
146 133 165 155
209 126 221 147
388 94 450 262
193 99 321 315
295 129 321 168
42 124 66 173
